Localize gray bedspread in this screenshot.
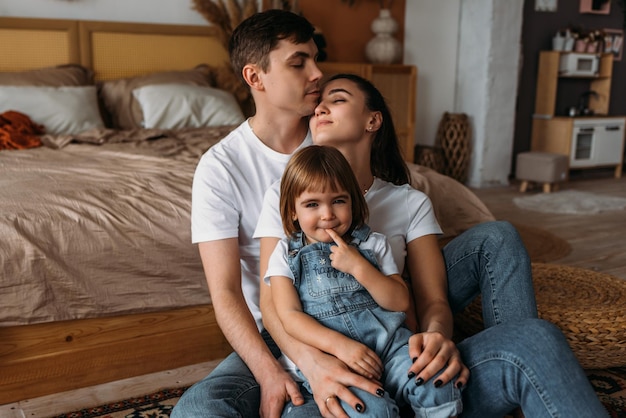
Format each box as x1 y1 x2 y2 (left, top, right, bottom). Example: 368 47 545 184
0 126 234 326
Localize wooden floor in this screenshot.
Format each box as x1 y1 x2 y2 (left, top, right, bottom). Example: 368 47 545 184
2 169 624 417
471 169 626 281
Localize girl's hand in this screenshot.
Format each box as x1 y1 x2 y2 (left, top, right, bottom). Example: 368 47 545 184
334 336 383 380
326 229 364 275
406 331 469 389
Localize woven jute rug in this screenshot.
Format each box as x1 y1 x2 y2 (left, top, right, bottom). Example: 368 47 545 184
455 263 626 370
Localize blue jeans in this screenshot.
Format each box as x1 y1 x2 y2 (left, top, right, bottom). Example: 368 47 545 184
172 221 606 417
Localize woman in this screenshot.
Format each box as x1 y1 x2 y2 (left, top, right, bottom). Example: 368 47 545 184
256 73 607 417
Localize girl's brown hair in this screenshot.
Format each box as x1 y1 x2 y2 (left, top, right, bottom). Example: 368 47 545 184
280 145 368 237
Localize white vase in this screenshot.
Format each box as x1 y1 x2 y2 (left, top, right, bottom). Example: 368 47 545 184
365 9 402 64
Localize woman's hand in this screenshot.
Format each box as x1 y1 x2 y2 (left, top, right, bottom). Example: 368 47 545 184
299 347 385 418
406 331 469 389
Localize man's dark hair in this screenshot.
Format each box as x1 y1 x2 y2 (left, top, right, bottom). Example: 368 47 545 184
229 9 315 83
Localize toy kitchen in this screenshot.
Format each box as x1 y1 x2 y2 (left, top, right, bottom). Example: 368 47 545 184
531 50 625 178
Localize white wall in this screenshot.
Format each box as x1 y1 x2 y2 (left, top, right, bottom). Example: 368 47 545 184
403 1 461 149
0 0 206 25
404 0 523 188
456 0 523 187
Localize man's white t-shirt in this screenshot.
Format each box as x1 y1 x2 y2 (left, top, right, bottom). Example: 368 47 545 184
254 177 442 274
191 120 312 330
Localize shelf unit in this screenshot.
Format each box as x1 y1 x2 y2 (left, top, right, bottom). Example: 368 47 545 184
318 62 417 162
533 51 612 118
531 51 624 177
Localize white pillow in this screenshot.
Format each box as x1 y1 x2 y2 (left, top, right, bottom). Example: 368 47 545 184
132 84 245 129
0 86 104 135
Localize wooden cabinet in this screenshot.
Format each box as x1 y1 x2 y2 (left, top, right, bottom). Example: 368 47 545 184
318 63 417 162
531 51 624 177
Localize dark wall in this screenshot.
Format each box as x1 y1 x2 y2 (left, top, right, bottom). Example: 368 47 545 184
513 0 625 173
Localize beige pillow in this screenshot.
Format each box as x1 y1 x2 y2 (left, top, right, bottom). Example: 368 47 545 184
0 86 104 135
98 65 213 130
132 84 245 129
0 64 94 87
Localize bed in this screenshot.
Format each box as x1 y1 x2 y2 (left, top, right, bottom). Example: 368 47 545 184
0 16 494 404
0 17 245 404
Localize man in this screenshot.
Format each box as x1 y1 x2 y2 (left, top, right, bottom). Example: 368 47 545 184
172 9 379 418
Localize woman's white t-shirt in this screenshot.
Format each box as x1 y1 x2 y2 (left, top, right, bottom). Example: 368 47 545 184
254 177 442 274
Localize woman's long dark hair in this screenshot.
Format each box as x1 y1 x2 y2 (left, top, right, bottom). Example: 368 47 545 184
326 73 410 186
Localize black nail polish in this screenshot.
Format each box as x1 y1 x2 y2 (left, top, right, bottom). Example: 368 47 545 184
412 357 418 363
356 403 363 413
435 379 443 388
407 371 416 379
415 377 424 386
376 388 385 397
456 382 464 390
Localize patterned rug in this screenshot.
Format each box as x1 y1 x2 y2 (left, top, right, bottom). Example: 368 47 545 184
52 368 626 417
51 387 188 418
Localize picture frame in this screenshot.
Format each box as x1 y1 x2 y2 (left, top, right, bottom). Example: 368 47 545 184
604 29 624 61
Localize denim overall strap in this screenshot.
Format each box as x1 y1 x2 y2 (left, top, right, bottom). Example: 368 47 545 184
349 224 371 246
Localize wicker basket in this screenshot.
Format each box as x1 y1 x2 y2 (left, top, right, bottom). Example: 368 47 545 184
454 263 626 369
414 145 445 173
435 112 470 183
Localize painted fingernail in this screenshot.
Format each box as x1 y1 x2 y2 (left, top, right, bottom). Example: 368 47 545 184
407 371 416 379
435 379 443 388
376 388 385 397
356 403 363 412
456 381 464 389
412 357 418 363
415 377 424 386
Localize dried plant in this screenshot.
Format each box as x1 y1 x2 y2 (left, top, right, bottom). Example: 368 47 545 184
191 0 258 117
191 0 258 49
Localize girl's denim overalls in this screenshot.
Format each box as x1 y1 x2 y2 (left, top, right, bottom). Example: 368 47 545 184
286 225 462 418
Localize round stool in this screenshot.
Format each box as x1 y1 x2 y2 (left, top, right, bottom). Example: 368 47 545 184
454 263 626 369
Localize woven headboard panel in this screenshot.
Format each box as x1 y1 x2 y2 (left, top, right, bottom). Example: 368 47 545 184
0 18 80 72
0 17 229 79
78 21 228 81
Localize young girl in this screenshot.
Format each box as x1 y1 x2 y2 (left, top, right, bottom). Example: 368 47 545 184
265 145 462 418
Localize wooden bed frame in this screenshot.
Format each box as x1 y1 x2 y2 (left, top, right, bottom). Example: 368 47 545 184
0 17 234 405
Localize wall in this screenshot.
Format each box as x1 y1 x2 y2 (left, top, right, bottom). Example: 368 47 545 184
404 2 461 150
514 0 626 171
0 0 207 24
287 0 406 63
456 0 524 187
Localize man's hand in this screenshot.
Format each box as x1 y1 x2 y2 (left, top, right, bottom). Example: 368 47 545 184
258 361 304 418
300 348 384 418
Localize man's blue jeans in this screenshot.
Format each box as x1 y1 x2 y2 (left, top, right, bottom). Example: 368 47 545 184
171 221 607 417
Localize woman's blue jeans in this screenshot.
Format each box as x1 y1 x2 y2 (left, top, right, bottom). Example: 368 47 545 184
171 221 607 417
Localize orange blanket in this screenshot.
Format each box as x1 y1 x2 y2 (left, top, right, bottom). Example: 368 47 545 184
0 111 44 150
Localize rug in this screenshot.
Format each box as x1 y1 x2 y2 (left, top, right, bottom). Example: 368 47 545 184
50 387 188 418
512 222 571 263
513 190 626 215
440 223 572 263
52 371 626 417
